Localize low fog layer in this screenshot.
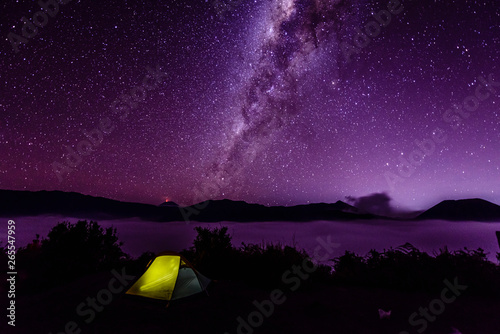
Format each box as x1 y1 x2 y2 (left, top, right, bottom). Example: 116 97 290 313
4 216 499 263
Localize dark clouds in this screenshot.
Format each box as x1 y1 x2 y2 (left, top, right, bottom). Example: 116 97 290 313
346 192 394 216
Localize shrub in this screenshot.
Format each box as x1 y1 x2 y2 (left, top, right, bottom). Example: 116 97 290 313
182 226 330 288
17 220 128 292
182 226 238 279
331 244 500 295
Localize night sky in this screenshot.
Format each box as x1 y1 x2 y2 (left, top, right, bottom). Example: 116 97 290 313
1 0 499 210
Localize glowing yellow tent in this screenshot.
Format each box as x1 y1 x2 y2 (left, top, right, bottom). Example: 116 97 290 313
126 251 210 301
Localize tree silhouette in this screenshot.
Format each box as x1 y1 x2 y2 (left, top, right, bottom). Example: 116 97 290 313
17 220 127 291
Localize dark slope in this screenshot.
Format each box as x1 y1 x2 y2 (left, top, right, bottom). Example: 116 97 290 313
177 199 378 222
416 198 500 221
0 190 170 220
0 190 380 222
3 190 500 222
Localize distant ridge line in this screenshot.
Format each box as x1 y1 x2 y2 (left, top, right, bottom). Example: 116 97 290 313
1 190 500 222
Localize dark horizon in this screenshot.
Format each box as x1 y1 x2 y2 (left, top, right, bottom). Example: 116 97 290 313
3 189 500 224
1 0 499 212
2 187 500 213
1 186 499 207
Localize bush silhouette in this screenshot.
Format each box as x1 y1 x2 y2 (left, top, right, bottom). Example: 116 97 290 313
17 220 127 292
182 226 330 287
182 226 238 278
13 222 500 296
125 251 157 276
237 241 319 288
331 244 500 295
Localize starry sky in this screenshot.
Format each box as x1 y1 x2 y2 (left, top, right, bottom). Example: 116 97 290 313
1 0 499 211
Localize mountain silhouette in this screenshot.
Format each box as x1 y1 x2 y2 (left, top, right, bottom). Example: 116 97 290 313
416 198 500 222
159 201 179 207
2 190 499 222
0 190 375 222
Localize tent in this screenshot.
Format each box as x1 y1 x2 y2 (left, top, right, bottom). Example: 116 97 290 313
126 251 210 301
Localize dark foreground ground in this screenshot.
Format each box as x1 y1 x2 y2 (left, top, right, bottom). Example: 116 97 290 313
1 270 499 334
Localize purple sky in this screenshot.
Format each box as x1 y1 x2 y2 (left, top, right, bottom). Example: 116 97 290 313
1 0 499 210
